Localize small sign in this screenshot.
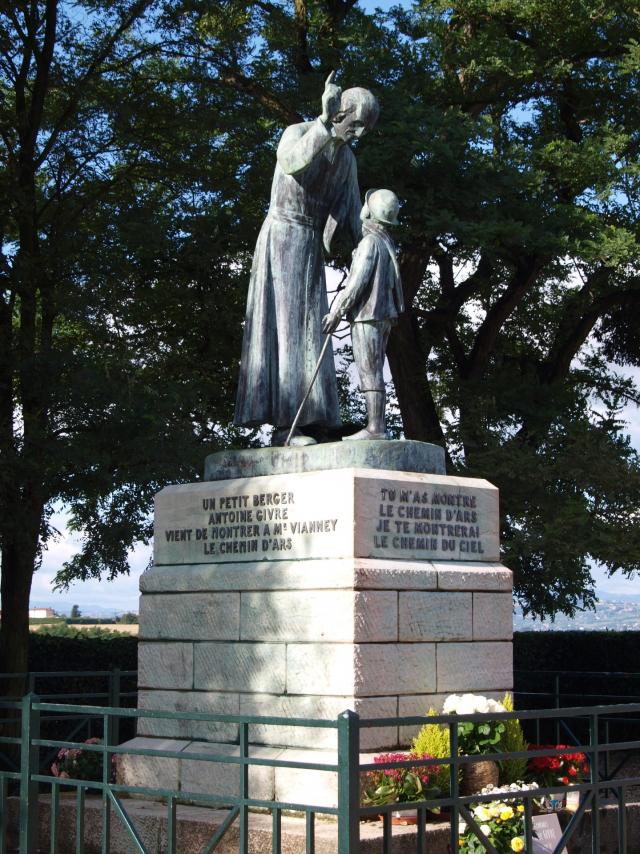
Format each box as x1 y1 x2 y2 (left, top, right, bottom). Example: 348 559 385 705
532 813 568 854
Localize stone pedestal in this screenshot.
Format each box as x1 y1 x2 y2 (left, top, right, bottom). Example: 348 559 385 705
121 441 513 806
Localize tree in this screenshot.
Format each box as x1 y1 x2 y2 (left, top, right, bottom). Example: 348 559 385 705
70 604 81 620
2 0 640 695
0 0 257 690
169 0 640 618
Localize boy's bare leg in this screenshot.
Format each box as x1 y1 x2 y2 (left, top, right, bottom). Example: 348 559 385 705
343 390 387 440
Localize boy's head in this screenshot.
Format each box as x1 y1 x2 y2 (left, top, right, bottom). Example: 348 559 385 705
361 189 400 226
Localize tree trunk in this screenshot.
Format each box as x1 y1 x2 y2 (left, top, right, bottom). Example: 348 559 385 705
387 309 448 449
0 508 42 698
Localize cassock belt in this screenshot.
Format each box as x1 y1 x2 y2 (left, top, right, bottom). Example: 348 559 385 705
268 209 320 229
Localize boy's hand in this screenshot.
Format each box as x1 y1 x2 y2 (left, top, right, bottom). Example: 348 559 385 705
322 310 342 333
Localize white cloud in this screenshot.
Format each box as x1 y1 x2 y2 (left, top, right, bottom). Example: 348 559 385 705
27 509 149 614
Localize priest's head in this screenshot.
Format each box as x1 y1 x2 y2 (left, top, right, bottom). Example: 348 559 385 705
331 88 380 142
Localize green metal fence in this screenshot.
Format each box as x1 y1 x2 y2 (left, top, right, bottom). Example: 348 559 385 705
1 696 639 854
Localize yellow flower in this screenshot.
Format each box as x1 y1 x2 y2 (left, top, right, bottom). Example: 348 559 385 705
516 805 525 813
500 807 514 821
474 806 491 821
489 805 501 817
511 837 525 852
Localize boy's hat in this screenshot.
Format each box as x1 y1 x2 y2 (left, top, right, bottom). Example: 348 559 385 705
365 189 400 226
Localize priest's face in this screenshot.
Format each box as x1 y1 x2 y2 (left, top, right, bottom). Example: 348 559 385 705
332 108 367 142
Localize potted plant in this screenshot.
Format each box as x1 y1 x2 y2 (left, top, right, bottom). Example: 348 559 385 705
527 745 589 811
51 737 106 783
442 694 507 794
361 751 441 824
412 708 457 797
458 785 525 854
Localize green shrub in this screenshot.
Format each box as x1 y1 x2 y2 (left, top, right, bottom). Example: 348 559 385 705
37 624 121 639
498 692 529 785
411 709 454 793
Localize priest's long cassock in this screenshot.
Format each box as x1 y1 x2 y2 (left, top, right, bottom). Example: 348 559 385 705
234 118 361 430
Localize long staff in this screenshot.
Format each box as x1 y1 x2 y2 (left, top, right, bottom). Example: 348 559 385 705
284 334 332 447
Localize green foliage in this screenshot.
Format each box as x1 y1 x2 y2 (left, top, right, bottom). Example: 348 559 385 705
499 693 529 786
457 719 506 756
2 0 640 664
514 631 640 674
117 612 139 624
36 624 124 640
360 752 441 807
29 632 138 672
411 709 454 793
51 738 106 783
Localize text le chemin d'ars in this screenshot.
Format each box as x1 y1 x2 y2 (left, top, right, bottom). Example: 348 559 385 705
164 490 338 557
373 487 487 556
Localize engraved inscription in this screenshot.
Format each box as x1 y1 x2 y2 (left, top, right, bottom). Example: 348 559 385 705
372 487 487 556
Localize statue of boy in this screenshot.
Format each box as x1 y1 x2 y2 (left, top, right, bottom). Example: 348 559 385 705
322 189 403 440
234 73 380 446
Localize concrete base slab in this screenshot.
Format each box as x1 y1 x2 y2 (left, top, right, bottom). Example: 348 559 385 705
6 795 639 854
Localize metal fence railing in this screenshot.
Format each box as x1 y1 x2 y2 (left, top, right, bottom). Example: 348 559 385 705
1 696 639 854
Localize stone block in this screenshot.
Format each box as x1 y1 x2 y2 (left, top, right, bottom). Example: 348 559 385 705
353 559 438 590
139 592 240 641
473 593 514 641
273 748 340 810
137 690 239 742
180 742 282 801
398 592 472 642
138 642 193 690
354 644 436 696
353 472 499 563
286 644 355 696
140 558 441 595
154 472 354 566
286 644 436 697
238 694 398 751
240 590 397 642
116 737 188 793
274 749 380 810
436 564 512 591
194 642 286 693
154 470 499 566
436 642 513 693
204 439 446 481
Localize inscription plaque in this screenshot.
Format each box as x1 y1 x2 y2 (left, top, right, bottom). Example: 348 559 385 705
154 469 499 565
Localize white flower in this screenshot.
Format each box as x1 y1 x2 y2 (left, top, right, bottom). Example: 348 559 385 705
480 824 491 836
442 693 506 716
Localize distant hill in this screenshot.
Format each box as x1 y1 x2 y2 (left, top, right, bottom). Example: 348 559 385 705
515 599 640 632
